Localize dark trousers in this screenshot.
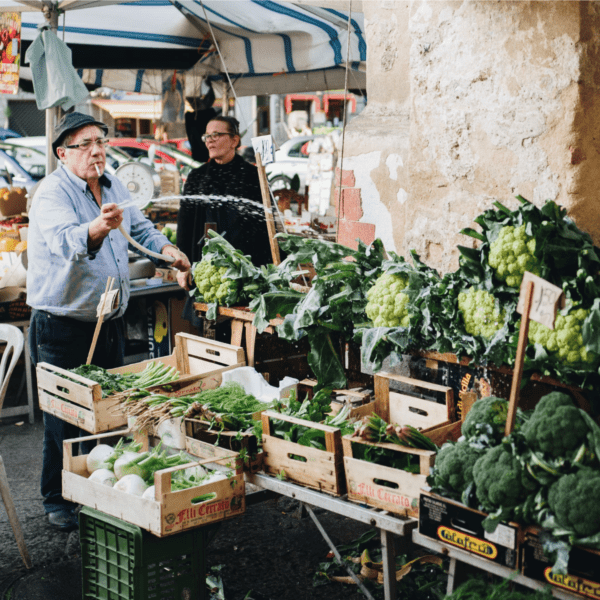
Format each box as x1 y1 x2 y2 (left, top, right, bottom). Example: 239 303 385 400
28 309 125 513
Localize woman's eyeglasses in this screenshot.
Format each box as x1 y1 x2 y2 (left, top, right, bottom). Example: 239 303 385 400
64 138 110 150
201 132 233 143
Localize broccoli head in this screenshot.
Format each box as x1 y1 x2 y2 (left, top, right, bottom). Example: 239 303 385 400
461 396 509 443
548 467 600 538
529 306 598 366
192 259 239 305
488 224 540 288
522 392 589 459
365 272 411 328
429 440 486 497
457 288 506 339
473 444 538 513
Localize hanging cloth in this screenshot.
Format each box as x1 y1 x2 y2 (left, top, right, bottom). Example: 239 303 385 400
25 27 89 111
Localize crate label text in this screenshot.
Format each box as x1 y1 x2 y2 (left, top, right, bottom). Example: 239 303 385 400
544 567 600 598
437 526 498 559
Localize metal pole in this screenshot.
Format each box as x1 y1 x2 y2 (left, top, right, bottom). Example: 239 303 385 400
42 1 59 176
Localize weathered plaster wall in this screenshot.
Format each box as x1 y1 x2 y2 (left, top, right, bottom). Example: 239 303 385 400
338 0 600 273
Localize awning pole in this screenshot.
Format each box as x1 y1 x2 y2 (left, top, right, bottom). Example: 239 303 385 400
42 1 59 176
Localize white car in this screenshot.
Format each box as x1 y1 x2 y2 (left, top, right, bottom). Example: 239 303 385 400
265 135 316 193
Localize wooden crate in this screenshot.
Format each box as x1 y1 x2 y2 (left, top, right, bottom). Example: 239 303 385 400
37 333 246 433
343 419 462 518
62 430 245 537
373 372 455 430
185 417 263 473
261 410 345 496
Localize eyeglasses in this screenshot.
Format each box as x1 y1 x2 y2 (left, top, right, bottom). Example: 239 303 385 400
64 138 110 150
201 132 233 143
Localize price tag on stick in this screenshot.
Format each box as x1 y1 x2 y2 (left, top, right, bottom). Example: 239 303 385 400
516 272 564 329
96 289 120 318
506 272 564 436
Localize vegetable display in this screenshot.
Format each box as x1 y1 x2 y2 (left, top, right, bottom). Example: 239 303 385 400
84 438 234 497
444 576 551 600
428 391 600 574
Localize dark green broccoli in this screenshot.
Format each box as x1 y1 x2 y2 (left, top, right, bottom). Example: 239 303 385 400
473 444 537 514
548 467 600 538
461 396 508 443
428 440 486 497
522 392 589 459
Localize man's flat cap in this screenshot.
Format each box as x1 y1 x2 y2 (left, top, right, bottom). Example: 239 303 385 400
52 112 109 158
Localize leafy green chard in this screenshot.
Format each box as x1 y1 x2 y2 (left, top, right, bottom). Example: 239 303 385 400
253 234 386 390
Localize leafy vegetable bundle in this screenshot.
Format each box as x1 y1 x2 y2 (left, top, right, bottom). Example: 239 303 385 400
191 230 292 320
427 393 600 574
253 234 386 390
69 362 179 398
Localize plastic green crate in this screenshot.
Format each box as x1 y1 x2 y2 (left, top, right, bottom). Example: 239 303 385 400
79 507 208 600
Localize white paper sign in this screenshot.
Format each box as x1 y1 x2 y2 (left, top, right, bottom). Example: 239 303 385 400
517 271 564 329
251 135 275 165
96 289 120 317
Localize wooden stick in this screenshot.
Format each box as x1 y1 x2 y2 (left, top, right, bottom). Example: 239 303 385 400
86 277 114 365
505 280 534 436
255 152 281 266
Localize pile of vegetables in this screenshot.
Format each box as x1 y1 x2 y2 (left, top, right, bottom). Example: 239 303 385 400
85 437 233 501
427 392 600 573
444 576 551 600
263 388 355 454
69 362 179 398
356 195 600 391
349 412 438 474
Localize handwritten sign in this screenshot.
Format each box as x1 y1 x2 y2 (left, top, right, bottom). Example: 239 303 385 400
0 12 20 95
96 289 119 317
517 272 564 329
251 135 275 165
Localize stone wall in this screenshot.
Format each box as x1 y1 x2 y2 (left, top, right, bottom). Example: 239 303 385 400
337 0 600 273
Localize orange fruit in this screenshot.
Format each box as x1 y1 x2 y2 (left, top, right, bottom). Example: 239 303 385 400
0 238 18 252
14 240 27 254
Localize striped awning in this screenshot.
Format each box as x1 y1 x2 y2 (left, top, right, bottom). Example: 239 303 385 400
4 0 366 97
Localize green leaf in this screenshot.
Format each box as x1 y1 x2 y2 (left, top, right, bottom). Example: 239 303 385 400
306 329 346 390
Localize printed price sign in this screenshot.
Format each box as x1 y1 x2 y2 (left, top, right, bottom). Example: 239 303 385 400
96 289 119 317
251 135 275 165
517 271 564 329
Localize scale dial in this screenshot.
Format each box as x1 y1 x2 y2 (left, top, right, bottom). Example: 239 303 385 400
115 162 161 209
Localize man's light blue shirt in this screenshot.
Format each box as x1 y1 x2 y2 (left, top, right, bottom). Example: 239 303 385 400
26 165 170 322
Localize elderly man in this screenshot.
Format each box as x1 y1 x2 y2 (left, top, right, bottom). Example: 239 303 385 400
27 112 190 531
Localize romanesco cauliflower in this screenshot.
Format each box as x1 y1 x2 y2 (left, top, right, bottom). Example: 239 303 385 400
192 259 239 305
457 288 505 339
365 272 411 328
528 306 597 365
488 224 540 288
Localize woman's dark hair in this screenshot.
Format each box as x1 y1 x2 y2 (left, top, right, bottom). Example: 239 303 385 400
209 116 241 148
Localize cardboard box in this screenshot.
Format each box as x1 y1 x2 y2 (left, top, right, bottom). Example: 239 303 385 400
37 333 246 433
419 490 522 569
62 430 245 537
0 188 26 217
522 528 600 598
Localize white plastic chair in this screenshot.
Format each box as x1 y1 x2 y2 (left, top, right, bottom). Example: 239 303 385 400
0 324 32 569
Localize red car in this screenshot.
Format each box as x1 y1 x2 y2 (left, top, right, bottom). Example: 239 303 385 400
108 138 177 165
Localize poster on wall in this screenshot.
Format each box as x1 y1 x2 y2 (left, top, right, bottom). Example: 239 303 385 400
0 12 20 95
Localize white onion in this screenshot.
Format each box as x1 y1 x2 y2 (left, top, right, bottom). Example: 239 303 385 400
114 451 145 480
86 444 114 473
113 474 148 496
88 468 117 487
142 485 156 500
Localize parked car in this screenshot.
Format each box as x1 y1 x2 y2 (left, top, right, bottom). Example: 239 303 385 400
108 138 178 166
265 135 315 192
163 138 192 155
0 142 45 191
